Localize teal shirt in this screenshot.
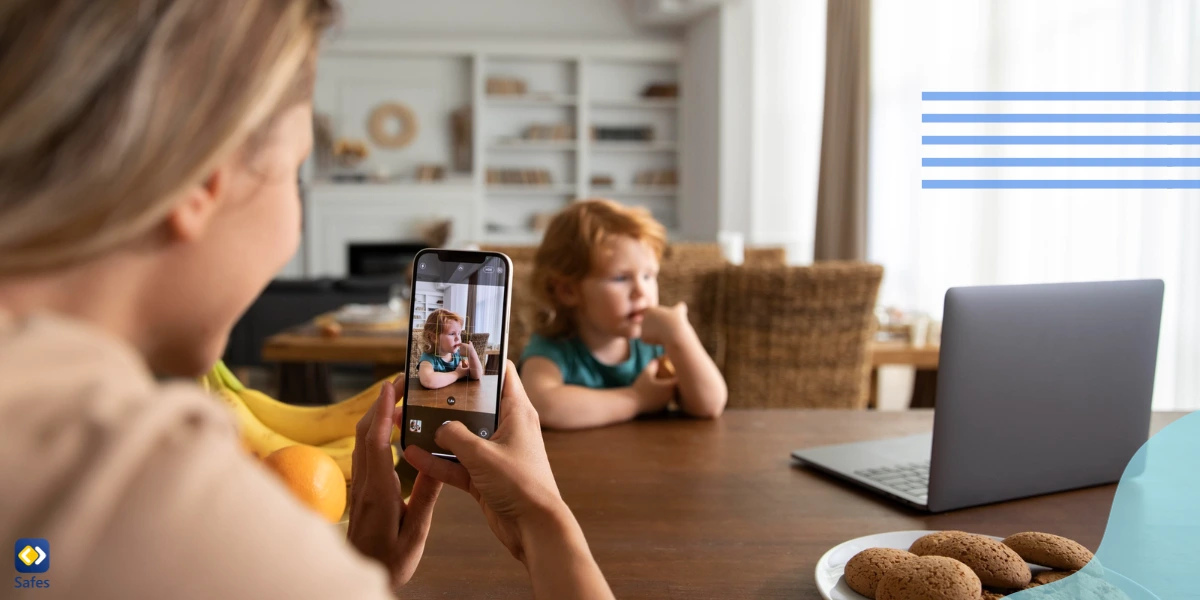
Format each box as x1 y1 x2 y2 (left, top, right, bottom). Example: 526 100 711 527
419 351 461 373
519 334 665 389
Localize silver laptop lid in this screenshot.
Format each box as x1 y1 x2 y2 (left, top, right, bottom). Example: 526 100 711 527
927 279 1163 512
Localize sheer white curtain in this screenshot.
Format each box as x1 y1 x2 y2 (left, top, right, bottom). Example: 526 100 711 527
870 0 1200 409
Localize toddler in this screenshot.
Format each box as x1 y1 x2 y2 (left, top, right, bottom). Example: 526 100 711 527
519 199 727 429
417 308 482 389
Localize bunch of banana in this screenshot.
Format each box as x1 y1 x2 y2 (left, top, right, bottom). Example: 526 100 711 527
201 361 401 480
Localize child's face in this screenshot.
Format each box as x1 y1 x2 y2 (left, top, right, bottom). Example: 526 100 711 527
575 235 660 339
436 319 462 355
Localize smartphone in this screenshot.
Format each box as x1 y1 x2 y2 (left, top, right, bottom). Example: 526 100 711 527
400 249 512 460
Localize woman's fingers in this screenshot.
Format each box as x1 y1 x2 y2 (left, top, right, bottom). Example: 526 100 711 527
400 472 442 536
366 378 399 476
403 445 472 492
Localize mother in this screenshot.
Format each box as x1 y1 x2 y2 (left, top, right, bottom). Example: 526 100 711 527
0 1 611 598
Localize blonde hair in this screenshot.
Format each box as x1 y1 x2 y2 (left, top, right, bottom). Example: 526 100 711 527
420 308 465 354
532 198 667 338
0 0 338 275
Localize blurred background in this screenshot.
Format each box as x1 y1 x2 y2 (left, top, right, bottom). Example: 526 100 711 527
226 0 1198 413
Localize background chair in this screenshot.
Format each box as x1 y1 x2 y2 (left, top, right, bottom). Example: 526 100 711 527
720 262 882 409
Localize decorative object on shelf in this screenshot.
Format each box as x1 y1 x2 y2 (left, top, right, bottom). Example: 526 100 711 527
486 76 527 95
592 125 654 141
415 164 446 182
332 138 369 169
367 102 418 149
641 82 680 98
633 169 678 186
313 113 335 170
522 123 575 141
450 105 472 172
590 174 615 188
487 168 553 185
369 165 392 183
420 219 454 248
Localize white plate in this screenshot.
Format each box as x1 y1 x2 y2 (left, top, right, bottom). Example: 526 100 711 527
815 530 942 600
815 531 1159 600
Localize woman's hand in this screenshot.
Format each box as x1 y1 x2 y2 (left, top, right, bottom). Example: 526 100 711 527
402 363 565 562
347 376 442 590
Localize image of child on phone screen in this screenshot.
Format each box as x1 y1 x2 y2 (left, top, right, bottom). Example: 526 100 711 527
518 199 728 429
418 308 483 389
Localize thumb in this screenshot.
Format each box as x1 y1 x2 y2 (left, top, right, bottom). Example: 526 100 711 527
435 421 485 459
642 358 660 377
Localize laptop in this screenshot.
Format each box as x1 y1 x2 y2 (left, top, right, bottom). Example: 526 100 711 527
791 279 1164 512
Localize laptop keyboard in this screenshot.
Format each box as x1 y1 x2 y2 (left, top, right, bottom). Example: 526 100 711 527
854 461 930 501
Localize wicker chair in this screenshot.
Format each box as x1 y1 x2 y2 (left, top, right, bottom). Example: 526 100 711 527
478 244 539 264
506 259 537 362
657 245 729 370
720 262 883 409
744 246 786 266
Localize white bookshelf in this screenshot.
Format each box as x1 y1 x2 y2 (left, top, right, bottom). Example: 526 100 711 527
305 39 683 272
411 289 446 331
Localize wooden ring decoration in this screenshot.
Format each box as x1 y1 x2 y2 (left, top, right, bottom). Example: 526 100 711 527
367 102 418 148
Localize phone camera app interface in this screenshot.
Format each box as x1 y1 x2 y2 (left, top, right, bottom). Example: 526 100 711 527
405 255 507 455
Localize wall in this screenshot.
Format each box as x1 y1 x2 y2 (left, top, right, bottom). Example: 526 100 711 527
679 7 722 240
334 0 678 40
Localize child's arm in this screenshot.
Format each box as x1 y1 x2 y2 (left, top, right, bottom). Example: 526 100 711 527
418 361 461 390
458 343 484 380
642 303 727 418
520 357 674 430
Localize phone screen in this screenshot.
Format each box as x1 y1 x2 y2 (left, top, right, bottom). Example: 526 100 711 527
401 250 511 458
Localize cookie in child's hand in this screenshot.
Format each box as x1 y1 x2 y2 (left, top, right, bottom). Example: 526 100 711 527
657 356 677 379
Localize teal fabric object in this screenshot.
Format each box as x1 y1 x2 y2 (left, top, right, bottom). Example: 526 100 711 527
1010 411 1200 600
519 333 664 389
418 351 461 373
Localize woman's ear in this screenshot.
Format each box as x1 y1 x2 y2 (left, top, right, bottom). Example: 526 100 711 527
165 166 226 243
553 279 581 308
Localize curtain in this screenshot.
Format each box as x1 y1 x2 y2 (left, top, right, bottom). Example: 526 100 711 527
870 0 1200 409
814 0 871 261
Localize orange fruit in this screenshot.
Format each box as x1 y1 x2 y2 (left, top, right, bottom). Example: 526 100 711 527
262 445 347 523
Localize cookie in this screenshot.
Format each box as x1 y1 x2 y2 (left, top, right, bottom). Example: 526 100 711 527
1002 532 1093 571
909 530 969 555
876 555 981 600
845 548 916 599
920 533 1031 589
980 591 1006 599
1031 570 1076 586
657 356 677 379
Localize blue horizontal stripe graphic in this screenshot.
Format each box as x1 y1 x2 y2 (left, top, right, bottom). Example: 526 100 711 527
923 136 1200 145
923 113 1200 123
922 157 1200 167
923 180 1200 189
923 92 1200 101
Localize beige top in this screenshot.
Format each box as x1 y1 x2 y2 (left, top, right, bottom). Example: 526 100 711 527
0 312 394 599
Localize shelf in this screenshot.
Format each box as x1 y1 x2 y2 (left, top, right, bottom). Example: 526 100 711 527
593 186 678 197
486 94 577 106
488 140 579 152
487 184 578 196
591 98 679 109
591 141 678 153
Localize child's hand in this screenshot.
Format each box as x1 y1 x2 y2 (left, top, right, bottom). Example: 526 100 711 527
455 359 471 377
640 302 689 346
455 342 480 358
632 359 676 414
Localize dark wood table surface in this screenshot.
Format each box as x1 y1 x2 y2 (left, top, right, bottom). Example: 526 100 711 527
407 374 500 413
399 409 1185 599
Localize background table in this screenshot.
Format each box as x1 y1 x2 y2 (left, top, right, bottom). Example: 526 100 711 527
261 324 408 405
398 409 1184 599
869 340 941 409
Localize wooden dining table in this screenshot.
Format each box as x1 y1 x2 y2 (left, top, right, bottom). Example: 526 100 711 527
397 409 1184 599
